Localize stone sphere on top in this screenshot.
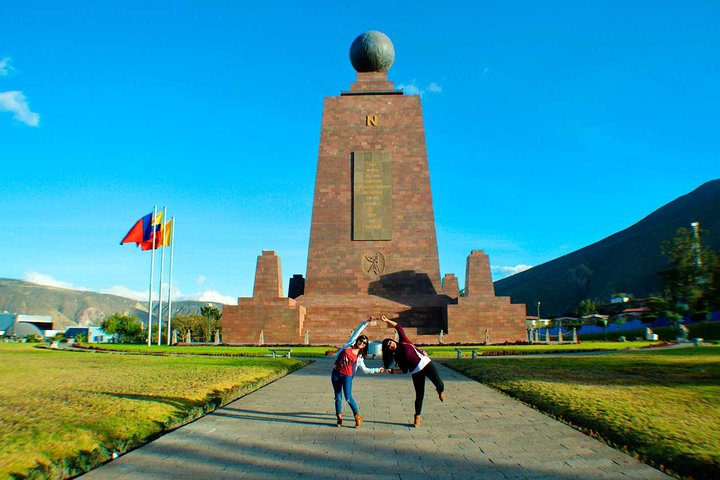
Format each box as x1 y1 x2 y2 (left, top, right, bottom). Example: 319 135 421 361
349 31 395 73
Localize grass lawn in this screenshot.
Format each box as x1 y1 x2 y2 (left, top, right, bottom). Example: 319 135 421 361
423 340 660 357
80 341 662 360
82 343 334 357
578 320 720 342
444 346 720 480
0 343 306 480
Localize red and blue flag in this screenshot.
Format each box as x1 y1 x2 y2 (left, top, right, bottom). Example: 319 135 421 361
120 212 162 246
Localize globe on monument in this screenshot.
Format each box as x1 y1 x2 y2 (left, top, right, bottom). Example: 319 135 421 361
349 31 395 73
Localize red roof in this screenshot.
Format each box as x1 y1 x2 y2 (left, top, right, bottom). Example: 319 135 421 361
622 307 650 313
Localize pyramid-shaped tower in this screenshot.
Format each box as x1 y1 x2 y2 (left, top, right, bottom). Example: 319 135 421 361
223 32 526 345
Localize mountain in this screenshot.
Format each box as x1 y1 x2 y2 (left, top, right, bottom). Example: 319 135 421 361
494 179 720 317
0 279 217 329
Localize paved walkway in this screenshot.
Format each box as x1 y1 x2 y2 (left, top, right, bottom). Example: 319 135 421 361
82 357 672 479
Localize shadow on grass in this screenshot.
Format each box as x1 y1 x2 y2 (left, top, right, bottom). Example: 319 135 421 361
441 350 720 388
91 391 198 410
10 361 309 480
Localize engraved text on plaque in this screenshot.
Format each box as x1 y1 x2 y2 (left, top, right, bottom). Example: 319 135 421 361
352 151 392 240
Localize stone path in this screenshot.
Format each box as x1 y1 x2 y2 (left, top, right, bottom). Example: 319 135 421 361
82 357 672 479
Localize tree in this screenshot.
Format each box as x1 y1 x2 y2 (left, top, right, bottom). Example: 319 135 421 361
577 299 597 316
642 296 667 323
659 227 718 314
102 313 144 343
199 305 222 342
172 314 204 342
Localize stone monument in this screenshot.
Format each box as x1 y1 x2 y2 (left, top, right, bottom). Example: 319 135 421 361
222 31 527 345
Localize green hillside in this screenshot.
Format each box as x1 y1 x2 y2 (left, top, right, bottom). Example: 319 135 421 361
0 279 212 329
494 179 720 316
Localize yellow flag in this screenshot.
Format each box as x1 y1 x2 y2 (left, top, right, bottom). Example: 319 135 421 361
160 219 173 247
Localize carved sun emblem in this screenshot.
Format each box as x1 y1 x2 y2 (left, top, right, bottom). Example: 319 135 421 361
361 251 385 278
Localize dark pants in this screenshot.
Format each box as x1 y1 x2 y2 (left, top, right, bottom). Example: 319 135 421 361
411 361 444 415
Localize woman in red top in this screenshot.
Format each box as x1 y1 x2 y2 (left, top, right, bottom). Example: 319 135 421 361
331 318 384 427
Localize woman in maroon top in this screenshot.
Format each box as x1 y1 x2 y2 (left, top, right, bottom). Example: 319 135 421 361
380 315 445 427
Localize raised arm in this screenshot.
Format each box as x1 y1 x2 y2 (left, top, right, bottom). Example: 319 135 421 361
380 315 397 328
336 315 374 359
382 315 412 345
346 317 371 346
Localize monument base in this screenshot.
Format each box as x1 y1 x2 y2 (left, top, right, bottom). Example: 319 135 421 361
222 250 527 345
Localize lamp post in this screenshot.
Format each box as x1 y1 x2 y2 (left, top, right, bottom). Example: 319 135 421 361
691 221 701 268
603 318 608 341
537 301 541 342
557 317 562 339
206 302 213 343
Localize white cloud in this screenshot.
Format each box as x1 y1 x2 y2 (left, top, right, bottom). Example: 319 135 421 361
491 264 533 279
0 90 40 126
0 57 12 76
21 273 238 306
24 272 88 291
87 283 238 306
396 80 443 97
398 82 421 95
426 82 442 93
102 285 237 305
194 290 238 305
101 285 148 302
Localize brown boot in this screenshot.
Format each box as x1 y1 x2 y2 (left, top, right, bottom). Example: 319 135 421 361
354 413 363 428
413 414 422 427
336 414 342 427
439 390 446 402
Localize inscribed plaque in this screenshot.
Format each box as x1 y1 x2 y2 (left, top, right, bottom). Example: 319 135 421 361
352 151 392 240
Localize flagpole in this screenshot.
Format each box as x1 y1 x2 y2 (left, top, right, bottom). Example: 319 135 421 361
147 205 157 346
166 217 175 345
157 206 167 346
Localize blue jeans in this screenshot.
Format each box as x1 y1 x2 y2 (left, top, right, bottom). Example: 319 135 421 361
331 368 359 415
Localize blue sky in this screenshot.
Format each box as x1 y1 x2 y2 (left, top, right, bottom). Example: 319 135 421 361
1 1 718 305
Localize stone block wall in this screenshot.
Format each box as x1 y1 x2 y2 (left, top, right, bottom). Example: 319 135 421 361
305 70 442 298
446 250 526 343
223 251 305 344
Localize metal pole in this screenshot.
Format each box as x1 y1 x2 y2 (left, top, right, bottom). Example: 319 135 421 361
157 207 167 346
166 217 175 345
147 206 157 346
